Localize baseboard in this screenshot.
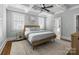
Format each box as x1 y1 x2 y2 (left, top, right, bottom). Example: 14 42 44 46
61 36 71 42
0 39 7 54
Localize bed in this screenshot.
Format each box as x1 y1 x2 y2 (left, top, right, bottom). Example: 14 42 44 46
23 25 56 47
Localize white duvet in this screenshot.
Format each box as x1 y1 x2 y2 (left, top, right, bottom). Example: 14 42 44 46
25 31 55 44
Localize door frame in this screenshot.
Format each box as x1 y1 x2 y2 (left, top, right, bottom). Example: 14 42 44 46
54 17 61 38
74 14 79 32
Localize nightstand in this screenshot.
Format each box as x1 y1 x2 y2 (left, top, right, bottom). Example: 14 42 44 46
16 31 24 40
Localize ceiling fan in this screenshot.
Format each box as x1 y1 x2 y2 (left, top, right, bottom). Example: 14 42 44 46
40 4 53 12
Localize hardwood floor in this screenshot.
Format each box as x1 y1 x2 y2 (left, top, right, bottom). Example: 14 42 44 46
1 41 12 55
1 40 24 55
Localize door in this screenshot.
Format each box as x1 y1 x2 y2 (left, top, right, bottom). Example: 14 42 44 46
54 17 61 39
76 15 79 32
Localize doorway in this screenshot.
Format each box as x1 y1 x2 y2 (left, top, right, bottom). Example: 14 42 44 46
76 15 79 32
54 17 61 39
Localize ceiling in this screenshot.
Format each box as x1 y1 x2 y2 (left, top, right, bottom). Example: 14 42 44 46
22 4 79 15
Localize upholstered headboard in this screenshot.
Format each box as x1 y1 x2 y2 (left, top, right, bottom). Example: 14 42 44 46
23 25 40 34
24 25 40 28
24 25 40 30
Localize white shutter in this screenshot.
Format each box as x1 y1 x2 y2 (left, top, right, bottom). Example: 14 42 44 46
12 12 25 31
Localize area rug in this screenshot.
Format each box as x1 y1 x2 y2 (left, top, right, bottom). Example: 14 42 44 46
10 39 71 55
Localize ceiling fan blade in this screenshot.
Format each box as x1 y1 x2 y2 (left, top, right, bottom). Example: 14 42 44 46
45 5 53 8
44 8 50 12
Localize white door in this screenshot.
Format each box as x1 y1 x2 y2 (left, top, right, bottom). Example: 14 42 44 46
54 17 61 39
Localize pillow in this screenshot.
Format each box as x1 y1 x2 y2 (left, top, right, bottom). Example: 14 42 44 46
25 28 30 35
29 27 40 31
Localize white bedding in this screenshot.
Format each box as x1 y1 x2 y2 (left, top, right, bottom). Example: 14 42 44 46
25 31 55 44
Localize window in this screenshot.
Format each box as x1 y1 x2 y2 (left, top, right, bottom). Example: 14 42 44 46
12 12 25 31
38 17 46 29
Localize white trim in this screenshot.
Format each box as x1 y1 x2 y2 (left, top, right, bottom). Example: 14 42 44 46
55 5 79 15
69 5 79 10
74 13 79 32
0 39 7 54
54 17 61 36
55 4 65 10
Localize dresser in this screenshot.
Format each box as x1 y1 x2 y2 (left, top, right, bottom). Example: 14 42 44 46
71 32 79 54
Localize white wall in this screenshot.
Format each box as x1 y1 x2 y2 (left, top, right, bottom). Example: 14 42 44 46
0 4 7 53
25 14 38 25
46 14 55 31
55 8 79 40
0 4 6 46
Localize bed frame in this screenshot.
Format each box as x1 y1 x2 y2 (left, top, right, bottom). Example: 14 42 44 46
23 25 56 48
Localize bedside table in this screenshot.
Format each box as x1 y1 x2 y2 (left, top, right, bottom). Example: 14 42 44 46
16 32 24 40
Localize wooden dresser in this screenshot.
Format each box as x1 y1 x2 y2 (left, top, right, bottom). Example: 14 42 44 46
71 32 79 54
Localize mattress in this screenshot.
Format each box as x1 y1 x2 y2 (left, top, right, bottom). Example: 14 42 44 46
25 31 55 44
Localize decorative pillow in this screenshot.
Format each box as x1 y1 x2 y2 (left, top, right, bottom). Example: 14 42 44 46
29 27 40 31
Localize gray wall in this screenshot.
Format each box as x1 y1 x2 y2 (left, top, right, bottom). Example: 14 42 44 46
55 8 79 40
